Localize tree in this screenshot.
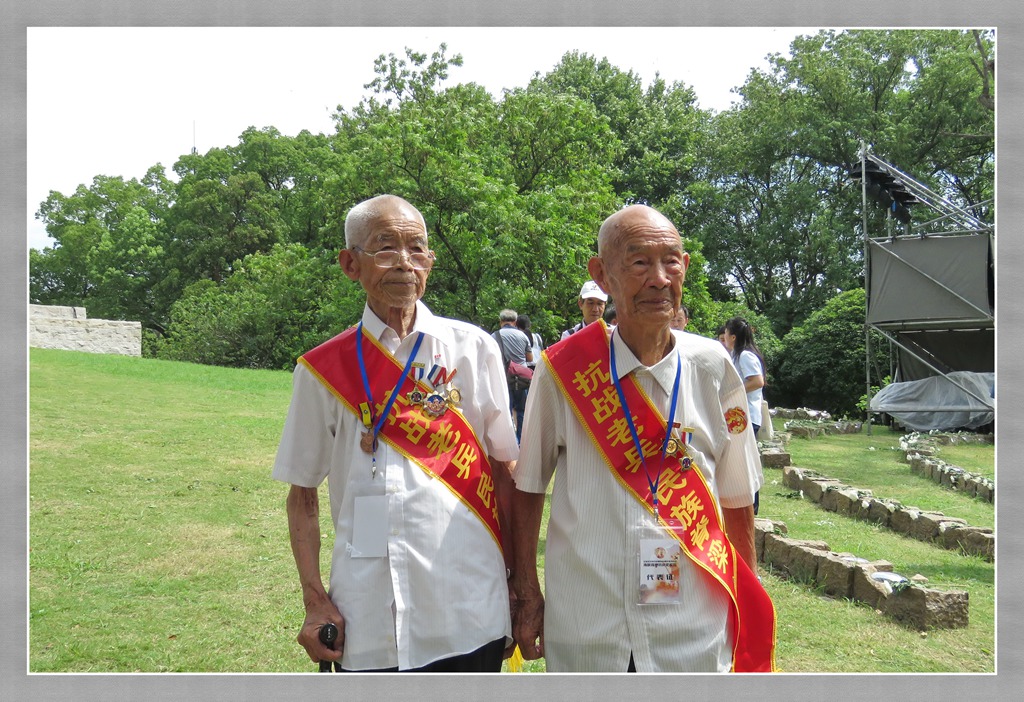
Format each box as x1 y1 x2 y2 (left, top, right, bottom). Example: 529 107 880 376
31 169 173 328
530 51 710 208
166 167 286 285
693 29 994 334
157 243 352 369
333 45 621 337
773 288 888 417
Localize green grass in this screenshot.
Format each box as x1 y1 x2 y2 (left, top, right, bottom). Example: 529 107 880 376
29 349 996 672
758 419 994 672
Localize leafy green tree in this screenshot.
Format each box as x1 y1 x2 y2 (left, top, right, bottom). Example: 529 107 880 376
694 29 993 335
166 168 286 285
157 244 353 369
31 170 172 327
773 288 889 417
530 51 710 208
333 45 620 337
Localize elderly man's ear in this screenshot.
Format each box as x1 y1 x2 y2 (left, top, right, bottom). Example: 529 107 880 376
587 256 608 294
339 249 361 281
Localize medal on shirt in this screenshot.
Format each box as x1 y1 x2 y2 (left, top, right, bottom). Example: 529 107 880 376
663 425 696 467
359 430 376 454
407 364 460 417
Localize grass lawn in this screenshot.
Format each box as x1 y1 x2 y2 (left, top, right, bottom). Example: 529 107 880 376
29 349 996 673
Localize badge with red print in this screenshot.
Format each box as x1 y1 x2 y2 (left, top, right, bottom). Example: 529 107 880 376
725 406 748 434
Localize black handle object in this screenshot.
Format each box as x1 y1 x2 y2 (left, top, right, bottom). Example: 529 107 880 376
319 622 339 672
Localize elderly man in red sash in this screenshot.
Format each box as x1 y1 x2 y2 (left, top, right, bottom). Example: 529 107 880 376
273 195 520 672
511 204 776 672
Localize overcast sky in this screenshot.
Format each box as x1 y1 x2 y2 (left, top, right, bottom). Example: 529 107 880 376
27 26 823 250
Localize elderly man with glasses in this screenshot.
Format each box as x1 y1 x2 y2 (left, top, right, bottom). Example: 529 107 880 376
273 194 519 672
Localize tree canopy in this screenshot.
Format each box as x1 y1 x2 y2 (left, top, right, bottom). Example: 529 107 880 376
30 30 995 409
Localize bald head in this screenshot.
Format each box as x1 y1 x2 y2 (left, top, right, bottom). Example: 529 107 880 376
345 195 427 249
597 204 681 256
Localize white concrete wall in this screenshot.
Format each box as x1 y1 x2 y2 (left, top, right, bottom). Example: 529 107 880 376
29 305 142 356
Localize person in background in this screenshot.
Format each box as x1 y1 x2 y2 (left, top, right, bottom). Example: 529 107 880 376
716 324 727 346
493 309 533 442
273 194 519 672
517 314 544 370
603 304 617 327
670 304 689 331
560 280 608 340
721 317 767 514
511 204 774 673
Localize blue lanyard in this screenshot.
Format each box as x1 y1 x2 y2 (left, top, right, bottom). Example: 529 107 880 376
608 329 682 514
356 321 425 454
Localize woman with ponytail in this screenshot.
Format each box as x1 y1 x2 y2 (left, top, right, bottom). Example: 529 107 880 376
722 317 766 513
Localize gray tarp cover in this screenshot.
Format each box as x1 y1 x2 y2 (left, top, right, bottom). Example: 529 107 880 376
867 235 991 325
869 371 994 431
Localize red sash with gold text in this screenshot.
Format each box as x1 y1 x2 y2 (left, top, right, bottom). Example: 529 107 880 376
544 321 776 672
299 325 502 550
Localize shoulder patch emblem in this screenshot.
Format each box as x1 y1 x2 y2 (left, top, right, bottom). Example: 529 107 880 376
725 407 748 434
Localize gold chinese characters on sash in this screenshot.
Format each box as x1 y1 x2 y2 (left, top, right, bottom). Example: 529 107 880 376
299 325 502 550
544 321 776 672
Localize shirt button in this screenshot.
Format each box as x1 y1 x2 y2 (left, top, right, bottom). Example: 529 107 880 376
391 529 399 536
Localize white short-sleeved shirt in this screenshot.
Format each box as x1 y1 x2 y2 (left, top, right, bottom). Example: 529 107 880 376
734 349 765 427
514 329 763 672
273 301 519 670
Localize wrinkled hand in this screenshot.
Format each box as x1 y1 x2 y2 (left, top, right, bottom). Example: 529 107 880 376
512 593 545 661
504 581 520 659
297 596 345 665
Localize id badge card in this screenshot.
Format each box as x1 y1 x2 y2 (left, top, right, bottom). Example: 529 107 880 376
636 520 685 605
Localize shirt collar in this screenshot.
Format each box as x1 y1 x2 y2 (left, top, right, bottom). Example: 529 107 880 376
360 300 453 353
610 328 680 397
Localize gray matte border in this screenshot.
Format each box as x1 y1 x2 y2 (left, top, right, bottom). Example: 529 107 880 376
4 1 1021 700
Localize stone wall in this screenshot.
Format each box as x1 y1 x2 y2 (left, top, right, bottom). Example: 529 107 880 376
899 433 995 504
29 305 142 357
781 465 994 561
755 518 969 631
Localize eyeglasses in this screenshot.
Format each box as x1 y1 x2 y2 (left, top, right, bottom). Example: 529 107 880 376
351 246 435 271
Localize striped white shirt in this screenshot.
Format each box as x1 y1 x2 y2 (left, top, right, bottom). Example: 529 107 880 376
514 329 763 672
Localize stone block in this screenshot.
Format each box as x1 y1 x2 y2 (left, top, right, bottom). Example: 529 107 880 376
908 511 952 542
789 425 822 439
960 477 978 498
804 478 844 503
763 536 827 583
852 562 894 609
30 304 86 319
977 482 993 503
960 529 995 561
830 488 865 517
753 520 774 561
889 507 920 536
817 553 857 599
865 499 896 527
781 466 804 490
937 522 968 551
760 449 791 468
883 586 969 630
820 485 851 513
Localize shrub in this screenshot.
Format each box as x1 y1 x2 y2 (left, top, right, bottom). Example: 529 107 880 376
157 244 358 369
773 288 888 417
